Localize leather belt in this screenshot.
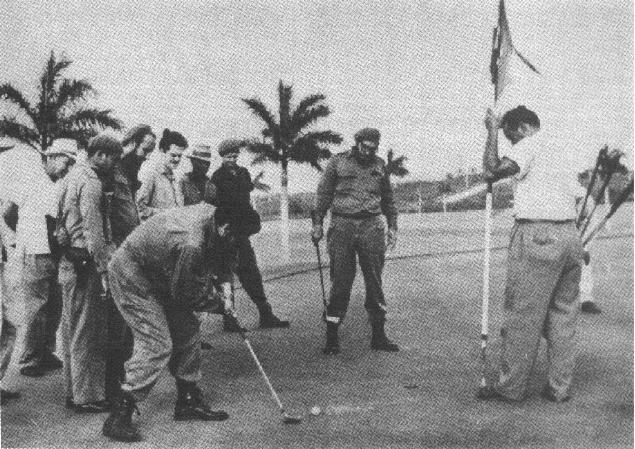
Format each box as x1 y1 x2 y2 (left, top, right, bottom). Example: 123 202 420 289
332 211 381 220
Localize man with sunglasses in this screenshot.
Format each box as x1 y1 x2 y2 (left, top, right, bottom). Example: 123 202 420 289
312 128 399 355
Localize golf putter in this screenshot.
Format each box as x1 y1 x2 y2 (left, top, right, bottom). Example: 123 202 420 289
310 210 328 319
225 311 302 424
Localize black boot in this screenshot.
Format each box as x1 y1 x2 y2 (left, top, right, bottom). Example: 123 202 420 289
370 319 399 352
323 322 340 355
102 392 141 442
258 303 290 329
174 381 229 422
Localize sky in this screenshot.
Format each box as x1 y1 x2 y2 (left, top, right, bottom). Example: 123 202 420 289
1 0 632 193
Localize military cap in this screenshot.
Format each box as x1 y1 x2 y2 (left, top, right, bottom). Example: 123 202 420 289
217 139 245 156
354 127 381 143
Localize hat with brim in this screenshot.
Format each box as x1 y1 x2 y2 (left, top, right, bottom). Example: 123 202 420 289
45 138 78 160
187 144 213 162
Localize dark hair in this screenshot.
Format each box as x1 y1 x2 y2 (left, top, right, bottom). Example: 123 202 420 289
121 124 155 148
500 106 540 130
86 134 123 157
158 128 188 152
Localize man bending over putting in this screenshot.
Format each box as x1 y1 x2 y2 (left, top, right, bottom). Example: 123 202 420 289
102 202 235 442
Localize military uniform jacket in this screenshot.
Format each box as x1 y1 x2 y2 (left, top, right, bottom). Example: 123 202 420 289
121 203 232 310
315 150 398 229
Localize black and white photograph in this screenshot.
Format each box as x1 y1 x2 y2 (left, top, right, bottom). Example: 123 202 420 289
0 0 632 447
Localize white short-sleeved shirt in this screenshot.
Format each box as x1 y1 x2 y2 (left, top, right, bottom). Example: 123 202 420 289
0 148 57 254
503 130 585 221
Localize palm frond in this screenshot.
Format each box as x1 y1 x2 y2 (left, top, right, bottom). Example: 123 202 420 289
55 79 95 109
301 130 343 145
40 52 71 97
0 84 37 125
242 97 279 143
62 108 123 131
291 94 325 129
0 118 39 149
291 104 330 133
386 149 409 178
246 141 283 165
289 137 332 171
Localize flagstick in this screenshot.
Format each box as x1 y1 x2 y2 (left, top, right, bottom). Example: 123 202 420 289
480 181 493 388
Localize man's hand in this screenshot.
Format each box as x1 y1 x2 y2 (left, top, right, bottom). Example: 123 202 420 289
311 224 323 244
386 228 398 251
484 108 500 131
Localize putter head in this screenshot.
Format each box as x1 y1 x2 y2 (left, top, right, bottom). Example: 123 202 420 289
282 412 302 424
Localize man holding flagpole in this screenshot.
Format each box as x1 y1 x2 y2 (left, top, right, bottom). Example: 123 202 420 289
478 105 587 403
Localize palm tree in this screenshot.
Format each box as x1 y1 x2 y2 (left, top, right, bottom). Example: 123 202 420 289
243 80 342 261
0 51 122 153
385 149 409 178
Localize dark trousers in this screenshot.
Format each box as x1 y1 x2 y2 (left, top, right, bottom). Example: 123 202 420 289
235 236 268 310
325 215 387 323
105 295 133 401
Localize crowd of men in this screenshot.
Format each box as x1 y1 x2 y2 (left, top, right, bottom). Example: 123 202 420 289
0 106 608 442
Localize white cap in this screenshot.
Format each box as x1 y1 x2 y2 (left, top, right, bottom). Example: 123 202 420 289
45 138 78 159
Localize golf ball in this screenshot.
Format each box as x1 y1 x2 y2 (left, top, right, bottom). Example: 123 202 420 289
310 406 321 416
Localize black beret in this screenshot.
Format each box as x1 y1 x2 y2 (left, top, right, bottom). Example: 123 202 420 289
354 128 381 143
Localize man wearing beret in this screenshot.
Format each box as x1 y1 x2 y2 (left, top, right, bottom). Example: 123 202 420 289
312 128 399 355
208 139 289 331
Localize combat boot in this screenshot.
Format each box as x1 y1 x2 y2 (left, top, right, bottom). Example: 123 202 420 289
174 381 229 421
102 392 141 442
258 303 290 329
323 322 340 355
370 319 399 352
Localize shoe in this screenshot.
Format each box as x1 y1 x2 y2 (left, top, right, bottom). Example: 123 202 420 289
258 303 290 329
72 399 111 413
1 389 21 405
20 365 46 377
541 387 570 403
103 393 141 442
581 301 602 314
370 320 399 352
323 322 340 355
259 313 290 329
174 383 228 421
41 353 63 370
476 385 507 401
223 315 246 333
201 341 213 350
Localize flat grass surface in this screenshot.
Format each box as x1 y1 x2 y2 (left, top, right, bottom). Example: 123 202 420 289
1 206 632 448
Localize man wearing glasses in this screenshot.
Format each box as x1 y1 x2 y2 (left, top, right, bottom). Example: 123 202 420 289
312 128 399 355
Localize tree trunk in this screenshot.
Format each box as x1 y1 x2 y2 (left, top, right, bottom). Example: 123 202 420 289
280 161 290 263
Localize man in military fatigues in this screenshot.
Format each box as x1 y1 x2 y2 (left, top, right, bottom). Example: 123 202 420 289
312 128 398 355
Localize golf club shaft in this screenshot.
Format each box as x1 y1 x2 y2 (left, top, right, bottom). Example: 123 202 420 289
226 312 285 412
580 171 614 236
314 244 327 308
583 177 633 247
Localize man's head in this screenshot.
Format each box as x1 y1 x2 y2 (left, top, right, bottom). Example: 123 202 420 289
217 139 244 168
159 129 188 171
121 124 156 158
44 138 77 180
86 133 123 175
500 106 540 144
353 128 381 164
